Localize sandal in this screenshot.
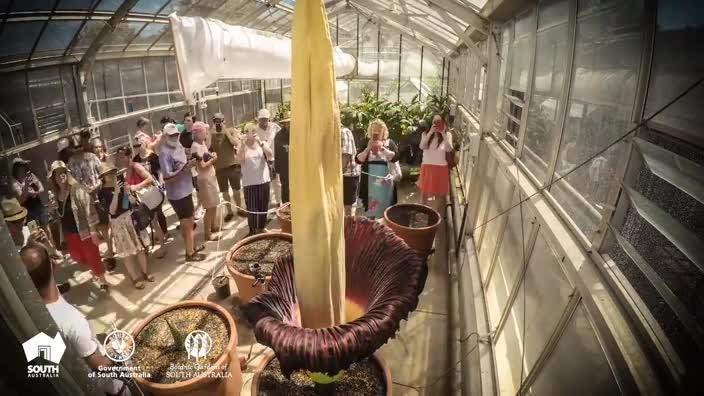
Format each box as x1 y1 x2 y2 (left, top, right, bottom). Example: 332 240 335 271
132 279 145 289
185 252 206 262
99 282 109 291
142 273 155 282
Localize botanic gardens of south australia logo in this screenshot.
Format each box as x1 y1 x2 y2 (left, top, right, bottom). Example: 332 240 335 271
22 332 66 378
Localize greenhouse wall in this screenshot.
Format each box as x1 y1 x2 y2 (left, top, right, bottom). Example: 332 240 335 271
452 0 703 394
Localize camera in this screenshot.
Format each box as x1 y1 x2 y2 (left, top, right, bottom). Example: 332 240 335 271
191 153 202 162
116 172 125 185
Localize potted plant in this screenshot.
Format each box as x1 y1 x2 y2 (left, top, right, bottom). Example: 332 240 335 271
383 203 442 258
243 217 426 395
129 300 241 395
226 232 293 303
275 203 292 234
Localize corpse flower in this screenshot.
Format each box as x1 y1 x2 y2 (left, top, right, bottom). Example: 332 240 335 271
242 216 428 376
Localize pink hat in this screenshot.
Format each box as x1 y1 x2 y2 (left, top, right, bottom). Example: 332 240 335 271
192 121 209 133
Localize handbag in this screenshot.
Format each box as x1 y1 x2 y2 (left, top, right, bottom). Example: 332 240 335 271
131 202 152 232
136 180 165 210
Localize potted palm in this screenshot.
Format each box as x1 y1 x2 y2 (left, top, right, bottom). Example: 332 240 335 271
129 300 242 395
243 1 428 394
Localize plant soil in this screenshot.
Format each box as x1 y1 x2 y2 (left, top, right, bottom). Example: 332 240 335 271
388 207 432 228
231 238 292 276
258 357 385 396
132 307 228 384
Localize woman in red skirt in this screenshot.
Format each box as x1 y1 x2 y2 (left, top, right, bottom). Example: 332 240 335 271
417 114 453 213
49 160 109 291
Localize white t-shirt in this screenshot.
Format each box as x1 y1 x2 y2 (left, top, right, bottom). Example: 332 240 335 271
46 296 101 359
420 130 453 165
241 144 271 187
190 141 216 178
255 123 281 159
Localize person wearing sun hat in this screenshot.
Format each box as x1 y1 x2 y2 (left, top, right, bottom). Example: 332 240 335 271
48 160 109 291
10 157 49 233
95 162 118 269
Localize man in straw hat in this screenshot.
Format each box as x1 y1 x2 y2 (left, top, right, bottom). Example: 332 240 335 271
2 196 71 294
255 108 282 207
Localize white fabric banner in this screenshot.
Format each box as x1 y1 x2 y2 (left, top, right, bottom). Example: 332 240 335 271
169 14 356 102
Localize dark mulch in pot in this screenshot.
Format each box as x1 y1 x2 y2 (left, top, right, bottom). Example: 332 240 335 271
231 238 292 277
132 307 228 384
388 206 435 228
258 356 385 396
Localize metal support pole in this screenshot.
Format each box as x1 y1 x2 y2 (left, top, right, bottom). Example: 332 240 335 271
280 79 284 103
440 57 446 98
356 15 360 75
397 34 402 102
419 46 424 100
376 28 381 98
260 80 267 108
336 16 339 46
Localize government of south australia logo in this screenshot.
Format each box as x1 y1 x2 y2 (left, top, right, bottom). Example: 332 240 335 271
23 332 66 378
103 330 135 362
185 330 212 362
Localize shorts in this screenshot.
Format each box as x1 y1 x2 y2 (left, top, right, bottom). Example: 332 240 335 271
215 164 241 192
64 232 104 275
343 175 360 206
170 194 194 220
197 174 220 209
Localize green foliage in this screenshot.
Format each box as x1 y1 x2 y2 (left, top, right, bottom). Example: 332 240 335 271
339 89 450 143
275 102 291 121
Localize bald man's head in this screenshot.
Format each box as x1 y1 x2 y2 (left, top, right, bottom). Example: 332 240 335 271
20 242 53 292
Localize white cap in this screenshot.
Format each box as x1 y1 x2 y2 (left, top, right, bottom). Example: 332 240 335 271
56 137 71 153
163 123 179 135
257 108 271 119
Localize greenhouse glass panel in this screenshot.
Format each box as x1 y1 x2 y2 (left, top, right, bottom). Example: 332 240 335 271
520 0 569 183
551 0 645 239
57 0 95 10
494 26 510 133
526 304 619 395
70 20 103 54
120 59 146 96
103 22 146 51
349 80 376 104
0 71 36 148
357 20 378 78
378 26 400 101
160 0 196 15
399 38 422 103
150 28 174 50
494 231 573 395
28 67 68 135
33 21 83 59
11 0 55 11
421 49 443 100
145 58 167 93
0 22 44 63
133 0 170 14
127 23 170 51
96 0 123 12
644 0 704 146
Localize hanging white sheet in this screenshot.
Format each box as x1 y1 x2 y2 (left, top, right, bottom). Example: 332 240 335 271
169 14 356 102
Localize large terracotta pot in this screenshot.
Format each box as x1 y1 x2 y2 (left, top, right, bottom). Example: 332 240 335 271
130 300 242 396
275 203 291 234
250 351 392 396
226 232 293 304
383 203 441 258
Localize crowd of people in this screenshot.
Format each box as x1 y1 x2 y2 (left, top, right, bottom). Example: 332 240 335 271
1 107 454 396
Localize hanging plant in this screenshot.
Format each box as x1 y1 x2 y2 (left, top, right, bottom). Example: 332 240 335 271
243 216 427 377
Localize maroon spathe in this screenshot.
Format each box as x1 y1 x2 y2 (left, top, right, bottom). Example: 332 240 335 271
242 217 428 376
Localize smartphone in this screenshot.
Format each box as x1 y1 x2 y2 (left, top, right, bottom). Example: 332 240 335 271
27 220 39 234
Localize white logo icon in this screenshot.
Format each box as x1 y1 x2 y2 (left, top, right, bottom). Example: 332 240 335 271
185 331 212 362
23 332 66 364
103 330 135 362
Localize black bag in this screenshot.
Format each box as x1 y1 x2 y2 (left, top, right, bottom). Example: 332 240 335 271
131 203 152 232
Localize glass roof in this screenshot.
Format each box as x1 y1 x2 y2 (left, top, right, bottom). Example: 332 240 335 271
0 0 487 69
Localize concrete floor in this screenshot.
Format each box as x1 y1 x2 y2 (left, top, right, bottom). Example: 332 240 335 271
59 181 451 395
